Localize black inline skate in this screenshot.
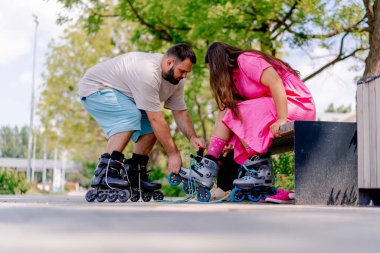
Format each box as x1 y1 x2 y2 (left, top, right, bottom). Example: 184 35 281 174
85 152 131 203
230 155 277 202
123 154 164 202
168 149 219 202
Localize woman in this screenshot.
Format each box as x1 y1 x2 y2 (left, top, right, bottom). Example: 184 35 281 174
204 42 316 203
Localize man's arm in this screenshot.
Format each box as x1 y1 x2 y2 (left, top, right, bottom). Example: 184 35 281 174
172 109 205 149
172 109 196 140
146 111 182 173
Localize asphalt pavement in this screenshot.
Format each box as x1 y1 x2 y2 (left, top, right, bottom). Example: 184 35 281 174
0 194 379 253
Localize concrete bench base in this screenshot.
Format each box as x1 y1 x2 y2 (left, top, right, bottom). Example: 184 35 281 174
270 121 358 206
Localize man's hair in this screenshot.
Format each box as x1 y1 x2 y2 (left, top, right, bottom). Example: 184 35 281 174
165 43 196 64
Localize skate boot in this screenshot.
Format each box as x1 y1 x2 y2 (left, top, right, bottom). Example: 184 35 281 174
123 154 164 202
85 152 131 203
230 155 277 202
168 149 219 202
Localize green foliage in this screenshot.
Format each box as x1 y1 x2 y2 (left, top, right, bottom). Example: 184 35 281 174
148 166 166 181
78 161 98 188
161 184 186 197
55 0 367 58
0 125 50 159
0 126 28 158
0 169 32 194
325 103 352 113
149 166 185 197
272 152 294 190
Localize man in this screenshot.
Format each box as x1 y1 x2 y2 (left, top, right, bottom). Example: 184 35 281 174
79 43 204 201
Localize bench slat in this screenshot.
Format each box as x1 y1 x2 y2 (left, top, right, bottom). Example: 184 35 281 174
279 121 294 136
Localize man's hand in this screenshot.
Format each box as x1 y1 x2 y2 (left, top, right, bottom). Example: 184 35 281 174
270 118 287 138
168 152 182 174
190 136 206 150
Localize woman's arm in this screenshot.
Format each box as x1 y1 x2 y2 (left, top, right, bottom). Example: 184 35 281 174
260 67 288 137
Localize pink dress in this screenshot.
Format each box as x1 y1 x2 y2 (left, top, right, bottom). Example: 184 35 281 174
222 52 316 164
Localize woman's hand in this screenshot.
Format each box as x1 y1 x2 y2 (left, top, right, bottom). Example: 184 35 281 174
270 118 287 138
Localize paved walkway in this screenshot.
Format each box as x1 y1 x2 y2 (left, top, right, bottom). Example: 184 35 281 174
0 194 379 253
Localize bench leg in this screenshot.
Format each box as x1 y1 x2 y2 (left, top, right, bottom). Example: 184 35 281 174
294 121 358 206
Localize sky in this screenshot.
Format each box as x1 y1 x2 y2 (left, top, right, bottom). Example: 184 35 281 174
0 0 362 128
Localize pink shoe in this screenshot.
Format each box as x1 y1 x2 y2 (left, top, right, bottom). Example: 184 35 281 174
265 189 295 204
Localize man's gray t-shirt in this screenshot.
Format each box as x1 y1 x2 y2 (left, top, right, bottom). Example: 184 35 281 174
77 52 187 112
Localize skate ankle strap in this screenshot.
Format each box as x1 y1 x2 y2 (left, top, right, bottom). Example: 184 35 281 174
100 157 124 168
99 157 110 164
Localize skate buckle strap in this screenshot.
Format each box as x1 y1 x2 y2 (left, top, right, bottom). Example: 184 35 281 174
99 157 110 164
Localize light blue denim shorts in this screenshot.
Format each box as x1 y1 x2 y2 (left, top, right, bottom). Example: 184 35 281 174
81 89 153 142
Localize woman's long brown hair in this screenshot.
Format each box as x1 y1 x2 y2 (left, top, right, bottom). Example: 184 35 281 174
204 41 299 120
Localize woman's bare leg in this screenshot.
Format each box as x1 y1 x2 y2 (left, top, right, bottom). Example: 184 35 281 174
212 110 233 140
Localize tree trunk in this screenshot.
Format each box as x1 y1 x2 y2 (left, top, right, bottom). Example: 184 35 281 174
195 95 208 144
363 0 380 79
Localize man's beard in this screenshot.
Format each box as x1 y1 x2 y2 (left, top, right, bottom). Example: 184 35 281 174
163 66 180 85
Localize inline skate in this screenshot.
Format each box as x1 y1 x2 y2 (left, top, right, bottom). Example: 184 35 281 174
230 156 277 202
123 154 164 202
85 152 131 203
168 149 219 202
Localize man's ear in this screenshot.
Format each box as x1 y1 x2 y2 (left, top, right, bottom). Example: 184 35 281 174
166 57 175 67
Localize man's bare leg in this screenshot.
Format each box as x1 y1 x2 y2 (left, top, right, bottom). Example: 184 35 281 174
105 131 133 153
133 133 157 155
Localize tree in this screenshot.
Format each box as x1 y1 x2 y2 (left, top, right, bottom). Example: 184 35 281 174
362 0 380 78
0 126 27 158
0 126 46 159
325 103 352 113
56 0 369 82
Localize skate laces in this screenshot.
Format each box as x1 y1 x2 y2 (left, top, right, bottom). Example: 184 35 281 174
105 159 116 190
239 165 260 180
238 155 262 180
190 153 204 168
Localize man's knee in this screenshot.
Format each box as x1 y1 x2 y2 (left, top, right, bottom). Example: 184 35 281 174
139 133 157 143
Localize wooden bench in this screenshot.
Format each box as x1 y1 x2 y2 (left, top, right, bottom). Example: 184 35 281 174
268 121 358 206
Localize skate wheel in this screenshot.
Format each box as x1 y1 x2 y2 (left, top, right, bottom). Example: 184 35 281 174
182 181 195 194
130 189 140 202
142 192 152 202
168 172 181 186
118 190 130 203
247 190 262 202
230 188 245 202
85 189 96 202
107 190 118 202
197 188 211 202
96 191 107 202
153 191 164 201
